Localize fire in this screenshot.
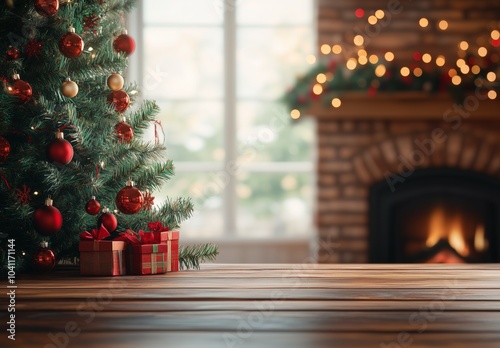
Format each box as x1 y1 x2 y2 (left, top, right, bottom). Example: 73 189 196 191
474 224 488 252
425 206 471 257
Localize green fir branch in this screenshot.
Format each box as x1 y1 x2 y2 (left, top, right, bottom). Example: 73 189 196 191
179 244 219 270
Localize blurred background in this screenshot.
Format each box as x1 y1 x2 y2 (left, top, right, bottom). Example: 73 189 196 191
127 0 317 262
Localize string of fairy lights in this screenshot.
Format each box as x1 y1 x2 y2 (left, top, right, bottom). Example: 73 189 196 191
286 7 500 119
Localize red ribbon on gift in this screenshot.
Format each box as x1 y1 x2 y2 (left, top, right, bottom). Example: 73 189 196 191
116 229 158 245
80 225 110 241
147 221 169 233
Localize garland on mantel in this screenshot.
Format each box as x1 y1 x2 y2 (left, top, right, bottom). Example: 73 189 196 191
284 54 500 115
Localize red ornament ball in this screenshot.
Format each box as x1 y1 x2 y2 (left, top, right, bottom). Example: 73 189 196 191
6 46 19 60
113 33 135 56
98 210 118 232
32 242 56 273
47 132 74 165
58 29 84 58
0 136 10 163
115 180 144 215
107 90 130 113
85 196 101 215
34 199 63 236
114 120 134 143
8 76 32 104
35 0 59 17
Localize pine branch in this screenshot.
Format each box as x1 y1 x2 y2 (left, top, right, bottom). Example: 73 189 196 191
179 244 219 270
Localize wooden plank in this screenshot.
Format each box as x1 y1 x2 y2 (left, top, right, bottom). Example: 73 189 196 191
12 310 500 333
299 92 500 120
14 300 500 312
10 331 500 348
14 288 500 301
6 264 500 348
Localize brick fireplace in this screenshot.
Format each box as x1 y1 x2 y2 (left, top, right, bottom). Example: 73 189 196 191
311 0 500 263
315 102 500 263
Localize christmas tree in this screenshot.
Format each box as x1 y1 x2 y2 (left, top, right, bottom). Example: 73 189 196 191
0 0 216 272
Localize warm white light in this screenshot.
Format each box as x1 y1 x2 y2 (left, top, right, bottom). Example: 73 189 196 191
290 109 301 119
487 71 497 82
488 90 497 100
419 18 429 27
459 41 469 50
400 67 410 77
460 65 470 74
354 35 364 46
422 53 432 63
320 44 331 55
331 98 341 108
435 55 445 66
491 30 500 40
375 65 386 77
456 58 466 68
384 51 394 62
368 15 377 25
316 73 327 83
438 20 448 30
346 58 357 70
332 45 342 54
375 10 385 19
451 75 462 85
369 54 378 64
478 47 488 57
358 49 367 57
312 84 323 95
358 56 368 65
306 54 316 64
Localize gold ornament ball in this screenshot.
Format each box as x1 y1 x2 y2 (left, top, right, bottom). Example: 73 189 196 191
107 73 124 91
62 79 79 98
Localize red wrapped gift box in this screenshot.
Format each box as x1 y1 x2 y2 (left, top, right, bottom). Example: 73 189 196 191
127 243 169 275
79 240 127 276
160 231 179 272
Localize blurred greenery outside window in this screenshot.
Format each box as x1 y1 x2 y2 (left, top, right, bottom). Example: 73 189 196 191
139 0 315 239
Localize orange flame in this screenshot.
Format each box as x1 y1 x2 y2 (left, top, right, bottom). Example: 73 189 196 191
425 206 470 257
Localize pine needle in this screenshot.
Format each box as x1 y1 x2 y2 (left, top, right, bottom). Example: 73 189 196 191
178 244 219 270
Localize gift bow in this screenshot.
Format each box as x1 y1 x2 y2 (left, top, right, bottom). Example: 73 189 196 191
116 229 158 245
147 221 169 232
79 225 110 241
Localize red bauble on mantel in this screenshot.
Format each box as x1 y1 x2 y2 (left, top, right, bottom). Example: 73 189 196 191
115 179 144 215
7 74 32 104
0 136 10 163
58 27 84 58
47 131 74 165
34 197 63 236
113 32 135 56
107 89 130 113
6 46 19 60
85 196 101 215
32 241 56 273
34 0 59 17
97 208 118 232
114 118 134 143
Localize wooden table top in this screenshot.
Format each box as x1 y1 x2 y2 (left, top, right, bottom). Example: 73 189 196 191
3 264 500 348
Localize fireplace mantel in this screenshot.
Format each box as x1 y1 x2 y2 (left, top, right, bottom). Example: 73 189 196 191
304 92 500 120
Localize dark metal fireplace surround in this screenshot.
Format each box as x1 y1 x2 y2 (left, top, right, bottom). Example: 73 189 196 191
369 168 500 263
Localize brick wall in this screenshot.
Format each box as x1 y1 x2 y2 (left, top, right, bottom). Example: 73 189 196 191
316 119 500 263
317 0 500 67
314 1 500 263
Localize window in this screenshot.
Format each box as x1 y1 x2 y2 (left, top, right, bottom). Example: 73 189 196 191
132 0 315 240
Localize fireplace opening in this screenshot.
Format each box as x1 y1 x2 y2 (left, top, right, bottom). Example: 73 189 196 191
369 168 500 263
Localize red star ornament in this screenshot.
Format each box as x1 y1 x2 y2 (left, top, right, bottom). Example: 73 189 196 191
142 189 155 211
24 39 43 58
